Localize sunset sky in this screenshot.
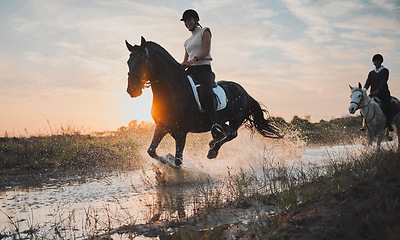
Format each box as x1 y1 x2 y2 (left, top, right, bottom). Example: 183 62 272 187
1 0 399 136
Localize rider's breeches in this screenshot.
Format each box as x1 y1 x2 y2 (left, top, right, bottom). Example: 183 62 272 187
186 65 217 124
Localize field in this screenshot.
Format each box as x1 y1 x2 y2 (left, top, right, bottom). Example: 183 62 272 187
1 116 400 239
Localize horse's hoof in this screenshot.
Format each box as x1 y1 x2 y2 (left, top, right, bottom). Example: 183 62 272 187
209 139 217 148
207 149 219 159
175 158 182 167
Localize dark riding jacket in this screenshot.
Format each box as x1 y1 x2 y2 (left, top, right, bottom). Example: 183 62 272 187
364 67 390 99
364 67 392 120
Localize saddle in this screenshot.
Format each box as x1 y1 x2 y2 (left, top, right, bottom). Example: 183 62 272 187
186 74 227 112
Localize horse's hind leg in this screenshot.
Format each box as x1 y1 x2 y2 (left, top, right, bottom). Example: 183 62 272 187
207 131 238 159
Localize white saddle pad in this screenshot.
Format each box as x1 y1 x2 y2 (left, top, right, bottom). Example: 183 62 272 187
187 75 227 111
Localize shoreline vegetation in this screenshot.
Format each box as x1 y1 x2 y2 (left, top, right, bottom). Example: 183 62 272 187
1 116 400 239
0 116 363 174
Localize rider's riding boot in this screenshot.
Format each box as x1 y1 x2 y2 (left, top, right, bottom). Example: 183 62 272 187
359 122 365 132
200 70 225 140
204 102 224 140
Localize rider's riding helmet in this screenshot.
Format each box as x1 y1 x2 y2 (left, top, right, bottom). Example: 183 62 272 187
180 9 199 21
372 54 384 63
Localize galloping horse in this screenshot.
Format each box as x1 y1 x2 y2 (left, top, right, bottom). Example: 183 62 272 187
349 82 400 150
126 37 282 167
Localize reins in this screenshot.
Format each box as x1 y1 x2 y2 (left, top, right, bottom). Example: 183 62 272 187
351 89 376 127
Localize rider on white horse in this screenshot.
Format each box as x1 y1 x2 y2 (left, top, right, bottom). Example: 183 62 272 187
361 54 394 132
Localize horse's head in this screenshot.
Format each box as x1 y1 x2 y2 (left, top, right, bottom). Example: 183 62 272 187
349 82 367 114
125 37 150 98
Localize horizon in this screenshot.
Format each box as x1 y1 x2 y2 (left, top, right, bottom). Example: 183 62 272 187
1 0 399 136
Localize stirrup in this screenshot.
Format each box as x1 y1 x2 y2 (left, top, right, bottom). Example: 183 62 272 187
359 127 365 132
211 124 224 140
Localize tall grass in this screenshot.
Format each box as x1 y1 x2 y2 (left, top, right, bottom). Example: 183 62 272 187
0 122 153 174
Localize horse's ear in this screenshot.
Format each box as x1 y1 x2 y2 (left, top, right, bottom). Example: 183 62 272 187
125 40 135 52
349 85 353 90
141 36 146 46
358 82 362 89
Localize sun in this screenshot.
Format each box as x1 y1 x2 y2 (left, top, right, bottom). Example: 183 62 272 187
121 88 153 123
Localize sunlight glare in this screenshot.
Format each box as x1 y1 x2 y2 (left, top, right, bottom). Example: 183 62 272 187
122 88 153 123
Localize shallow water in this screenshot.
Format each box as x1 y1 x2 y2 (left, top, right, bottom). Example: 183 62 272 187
0 136 396 239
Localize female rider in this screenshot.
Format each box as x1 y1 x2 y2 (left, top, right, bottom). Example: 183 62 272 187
180 9 224 139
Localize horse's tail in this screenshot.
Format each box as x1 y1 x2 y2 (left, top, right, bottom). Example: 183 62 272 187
247 97 283 139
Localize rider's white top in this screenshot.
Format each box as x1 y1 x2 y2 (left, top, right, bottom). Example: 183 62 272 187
184 26 212 66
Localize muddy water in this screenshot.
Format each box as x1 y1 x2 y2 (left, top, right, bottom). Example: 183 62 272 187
0 133 392 239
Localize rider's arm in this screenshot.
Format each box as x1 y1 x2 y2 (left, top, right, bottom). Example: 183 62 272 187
364 72 371 90
181 49 189 66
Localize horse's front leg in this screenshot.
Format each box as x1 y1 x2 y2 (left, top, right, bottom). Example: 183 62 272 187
147 125 167 161
366 130 373 146
171 131 187 167
377 131 385 150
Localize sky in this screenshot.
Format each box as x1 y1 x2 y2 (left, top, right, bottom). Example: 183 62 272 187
1 0 399 136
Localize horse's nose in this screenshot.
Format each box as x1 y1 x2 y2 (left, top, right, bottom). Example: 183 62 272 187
349 106 355 114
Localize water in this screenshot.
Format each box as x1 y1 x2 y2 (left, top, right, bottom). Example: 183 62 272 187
0 134 395 239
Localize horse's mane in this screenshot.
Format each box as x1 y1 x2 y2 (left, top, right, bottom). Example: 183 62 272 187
145 41 181 68
144 41 192 115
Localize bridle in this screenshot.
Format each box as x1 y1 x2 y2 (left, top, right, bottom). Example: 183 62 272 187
127 71 150 89
350 89 370 109
350 89 376 126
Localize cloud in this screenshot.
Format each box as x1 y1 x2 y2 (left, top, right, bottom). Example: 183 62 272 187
1 0 400 133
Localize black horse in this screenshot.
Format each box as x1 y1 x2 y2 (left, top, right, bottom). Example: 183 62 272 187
126 37 282 167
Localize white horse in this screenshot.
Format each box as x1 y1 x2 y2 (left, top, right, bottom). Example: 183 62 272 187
349 82 400 150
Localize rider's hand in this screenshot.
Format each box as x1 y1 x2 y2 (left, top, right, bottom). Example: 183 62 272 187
186 58 196 66
369 90 379 97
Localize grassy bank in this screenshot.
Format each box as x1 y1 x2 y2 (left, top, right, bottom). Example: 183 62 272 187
0 121 158 174
272 115 363 145
130 147 400 239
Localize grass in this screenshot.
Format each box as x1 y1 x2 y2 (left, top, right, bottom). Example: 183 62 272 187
0 122 153 175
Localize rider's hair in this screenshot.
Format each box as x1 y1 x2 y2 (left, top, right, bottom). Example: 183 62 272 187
372 54 384 63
